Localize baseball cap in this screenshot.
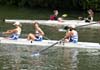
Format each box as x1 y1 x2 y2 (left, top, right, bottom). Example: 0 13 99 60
13 22 21 26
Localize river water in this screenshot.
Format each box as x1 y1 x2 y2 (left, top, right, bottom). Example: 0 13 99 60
0 23 100 70
0 44 100 70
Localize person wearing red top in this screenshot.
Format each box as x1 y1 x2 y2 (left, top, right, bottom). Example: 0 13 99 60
50 10 58 20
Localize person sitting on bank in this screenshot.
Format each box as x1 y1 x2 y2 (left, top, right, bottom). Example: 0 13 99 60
50 10 58 20
64 25 78 43
2 22 22 40
27 22 45 42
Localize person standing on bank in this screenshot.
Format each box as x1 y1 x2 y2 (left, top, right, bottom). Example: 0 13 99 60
27 22 45 42
3 22 22 40
64 25 78 43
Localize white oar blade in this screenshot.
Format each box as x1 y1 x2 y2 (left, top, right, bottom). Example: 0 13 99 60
31 52 40 57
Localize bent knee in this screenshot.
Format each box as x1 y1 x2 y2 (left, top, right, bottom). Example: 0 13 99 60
28 33 34 36
64 39 69 42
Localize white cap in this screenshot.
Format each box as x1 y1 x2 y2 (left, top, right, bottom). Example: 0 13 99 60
69 24 76 28
13 22 21 26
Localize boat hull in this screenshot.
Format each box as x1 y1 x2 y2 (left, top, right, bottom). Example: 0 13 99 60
5 19 100 28
0 37 100 49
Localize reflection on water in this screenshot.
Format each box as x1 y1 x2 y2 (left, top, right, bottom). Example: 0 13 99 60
78 50 100 70
0 44 100 70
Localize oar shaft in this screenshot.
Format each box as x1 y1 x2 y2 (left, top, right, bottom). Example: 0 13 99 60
39 41 58 53
39 38 64 53
77 22 97 28
64 22 97 30
43 36 50 40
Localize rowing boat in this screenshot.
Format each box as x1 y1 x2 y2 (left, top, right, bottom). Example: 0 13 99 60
5 19 100 28
0 37 100 49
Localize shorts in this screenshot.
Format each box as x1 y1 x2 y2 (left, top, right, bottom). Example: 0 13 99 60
10 34 20 40
35 36 43 41
69 39 78 43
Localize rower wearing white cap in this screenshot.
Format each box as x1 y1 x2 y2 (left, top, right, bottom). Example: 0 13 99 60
3 22 22 40
64 24 78 43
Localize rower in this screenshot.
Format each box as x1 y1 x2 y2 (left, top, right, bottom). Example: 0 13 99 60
87 9 94 21
78 9 94 22
27 22 45 42
50 10 58 20
85 9 94 22
2 22 22 40
64 25 78 43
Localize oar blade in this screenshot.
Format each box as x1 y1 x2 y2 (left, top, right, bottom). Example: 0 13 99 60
31 52 40 57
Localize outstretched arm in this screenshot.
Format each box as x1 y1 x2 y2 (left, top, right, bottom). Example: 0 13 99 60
3 29 17 34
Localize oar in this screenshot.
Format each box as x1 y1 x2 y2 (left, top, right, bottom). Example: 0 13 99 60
31 38 64 56
76 22 99 28
43 36 51 40
63 22 99 30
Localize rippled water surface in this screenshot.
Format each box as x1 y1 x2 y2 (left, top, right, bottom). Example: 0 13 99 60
0 43 100 70
0 24 100 70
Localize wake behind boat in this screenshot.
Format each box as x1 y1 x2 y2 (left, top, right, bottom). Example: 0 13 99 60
5 19 100 28
0 37 100 49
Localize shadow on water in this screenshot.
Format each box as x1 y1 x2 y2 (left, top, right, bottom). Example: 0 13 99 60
0 44 100 70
